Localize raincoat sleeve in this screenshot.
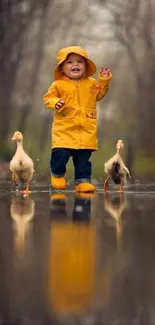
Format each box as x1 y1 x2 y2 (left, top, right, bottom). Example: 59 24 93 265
96 72 112 102
43 82 64 112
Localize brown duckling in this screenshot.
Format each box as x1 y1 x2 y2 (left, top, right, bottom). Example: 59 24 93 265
104 140 131 192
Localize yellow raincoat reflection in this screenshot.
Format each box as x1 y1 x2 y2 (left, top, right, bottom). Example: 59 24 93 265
48 194 95 314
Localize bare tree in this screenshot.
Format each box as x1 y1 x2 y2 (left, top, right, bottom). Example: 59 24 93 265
0 0 44 142
17 0 51 134
100 0 155 154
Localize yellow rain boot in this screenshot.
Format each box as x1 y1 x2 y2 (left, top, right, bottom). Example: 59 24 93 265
76 192 96 199
50 193 67 200
75 183 96 193
51 175 67 190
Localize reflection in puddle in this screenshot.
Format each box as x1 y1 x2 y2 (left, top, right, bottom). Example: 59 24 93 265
104 192 128 250
1 189 155 324
48 193 95 316
7 193 49 324
10 194 35 253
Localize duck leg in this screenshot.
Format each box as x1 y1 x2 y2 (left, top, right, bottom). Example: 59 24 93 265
116 182 123 193
104 176 110 192
21 182 31 195
12 172 17 184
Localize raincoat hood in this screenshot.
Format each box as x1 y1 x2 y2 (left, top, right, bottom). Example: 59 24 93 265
54 46 96 80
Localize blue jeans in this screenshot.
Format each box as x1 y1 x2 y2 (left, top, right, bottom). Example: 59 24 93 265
50 195 91 221
50 148 92 184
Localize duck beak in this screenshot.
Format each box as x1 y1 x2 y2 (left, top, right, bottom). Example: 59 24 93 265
11 136 16 142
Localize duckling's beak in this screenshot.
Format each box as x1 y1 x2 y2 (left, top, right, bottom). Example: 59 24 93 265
117 144 123 151
11 136 16 142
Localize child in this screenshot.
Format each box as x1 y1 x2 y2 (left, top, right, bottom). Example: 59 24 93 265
43 46 112 193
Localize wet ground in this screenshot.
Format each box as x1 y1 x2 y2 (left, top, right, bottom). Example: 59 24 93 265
0 182 155 325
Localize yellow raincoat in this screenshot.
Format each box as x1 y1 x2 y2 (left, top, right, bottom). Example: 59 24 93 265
43 46 112 150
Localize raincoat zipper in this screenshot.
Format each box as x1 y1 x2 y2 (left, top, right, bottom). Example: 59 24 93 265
75 81 80 105
75 81 81 147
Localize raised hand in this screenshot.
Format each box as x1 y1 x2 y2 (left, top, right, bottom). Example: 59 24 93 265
100 67 111 78
55 99 65 110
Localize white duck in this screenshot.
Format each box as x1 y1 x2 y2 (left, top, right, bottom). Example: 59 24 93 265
104 140 131 192
10 131 34 194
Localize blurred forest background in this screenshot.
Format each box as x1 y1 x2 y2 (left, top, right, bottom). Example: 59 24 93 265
1 0 155 183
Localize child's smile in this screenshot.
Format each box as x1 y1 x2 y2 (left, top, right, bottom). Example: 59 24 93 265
62 53 86 80
71 67 80 72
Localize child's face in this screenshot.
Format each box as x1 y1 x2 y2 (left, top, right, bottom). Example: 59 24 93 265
61 53 86 80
